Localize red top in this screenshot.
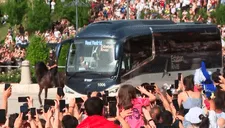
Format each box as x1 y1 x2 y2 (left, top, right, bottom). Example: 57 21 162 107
77 115 120 128
194 86 210 110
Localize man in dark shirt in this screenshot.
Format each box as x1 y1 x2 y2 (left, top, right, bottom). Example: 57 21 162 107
47 50 58 80
18 24 25 36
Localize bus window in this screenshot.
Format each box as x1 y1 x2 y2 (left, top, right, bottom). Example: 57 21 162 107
155 36 170 54
122 35 152 75
66 39 118 75
155 32 222 72
121 53 132 74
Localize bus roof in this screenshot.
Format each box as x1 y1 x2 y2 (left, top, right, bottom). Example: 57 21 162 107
75 20 220 41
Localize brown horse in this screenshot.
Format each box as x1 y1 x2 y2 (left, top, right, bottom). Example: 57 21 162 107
35 61 65 107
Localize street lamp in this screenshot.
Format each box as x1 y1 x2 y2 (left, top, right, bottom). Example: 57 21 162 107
75 0 78 30
126 0 130 20
65 0 89 31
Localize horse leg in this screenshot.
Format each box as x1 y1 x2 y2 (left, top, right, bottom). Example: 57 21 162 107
38 88 43 107
45 88 48 99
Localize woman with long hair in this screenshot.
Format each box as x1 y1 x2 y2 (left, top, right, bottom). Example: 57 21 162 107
178 75 202 115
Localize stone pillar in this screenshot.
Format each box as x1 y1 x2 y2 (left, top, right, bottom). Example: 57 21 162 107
20 60 32 84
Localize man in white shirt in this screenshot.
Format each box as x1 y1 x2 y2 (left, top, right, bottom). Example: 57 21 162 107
51 0 56 12
54 29 61 39
221 27 225 47
136 0 145 19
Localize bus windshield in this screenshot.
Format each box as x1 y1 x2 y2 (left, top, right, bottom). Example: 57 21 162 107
67 39 118 75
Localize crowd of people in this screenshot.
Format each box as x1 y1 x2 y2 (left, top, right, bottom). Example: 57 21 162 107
0 0 225 70
1 62 225 128
38 19 77 44
0 25 27 72
89 0 224 23
0 18 77 72
1 0 225 127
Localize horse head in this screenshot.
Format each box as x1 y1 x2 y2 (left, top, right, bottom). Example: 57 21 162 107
35 61 49 83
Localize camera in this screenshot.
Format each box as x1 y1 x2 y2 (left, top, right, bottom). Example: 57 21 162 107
162 83 178 98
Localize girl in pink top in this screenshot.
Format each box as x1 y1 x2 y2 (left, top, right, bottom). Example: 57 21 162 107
117 84 151 128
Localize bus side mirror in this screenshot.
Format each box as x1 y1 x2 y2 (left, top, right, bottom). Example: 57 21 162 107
115 44 121 60
55 44 62 60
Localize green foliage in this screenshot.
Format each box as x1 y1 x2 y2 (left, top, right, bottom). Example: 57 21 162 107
26 36 49 66
140 10 145 19
197 8 208 22
0 23 10 43
78 5 90 27
0 69 21 83
140 10 162 19
0 69 37 83
58 43 70 66
186 10 191 20
178 10 183 21
211 5 225 25
57 43 70 72
1 0 90 33
30 68 37 83
3 0 28 25
25 0 51 32
0 40 4 44
0 4 3 17
53 0 90 28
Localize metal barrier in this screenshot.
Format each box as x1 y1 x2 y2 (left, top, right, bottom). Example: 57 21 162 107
0 65 21 68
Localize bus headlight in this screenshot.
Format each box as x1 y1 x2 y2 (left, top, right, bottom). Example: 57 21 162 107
63 85 75 94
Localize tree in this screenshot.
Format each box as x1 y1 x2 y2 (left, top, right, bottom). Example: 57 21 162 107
0 4 3 17
3 0 28 25
58 43 70 72
53 0 90 28
58 43 70 66
196 8 208 22
25 0 51 32
26 36 49 66
211 5 225 25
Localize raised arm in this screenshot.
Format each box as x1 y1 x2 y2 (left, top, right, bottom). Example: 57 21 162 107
1 86 12 115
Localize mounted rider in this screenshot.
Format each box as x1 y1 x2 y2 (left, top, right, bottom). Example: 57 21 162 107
47 50 58 86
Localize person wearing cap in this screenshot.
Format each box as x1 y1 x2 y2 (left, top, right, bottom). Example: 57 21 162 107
47 50 58 77
184 107 210 128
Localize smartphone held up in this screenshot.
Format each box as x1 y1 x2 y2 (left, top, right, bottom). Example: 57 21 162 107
4 83 10 91
0 109 6 124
